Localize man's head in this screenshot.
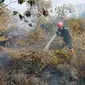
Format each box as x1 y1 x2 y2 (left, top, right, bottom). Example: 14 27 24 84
57 22 63 28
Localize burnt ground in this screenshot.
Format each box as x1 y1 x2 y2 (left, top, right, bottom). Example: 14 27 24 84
0 35 85 85
0 34 85 71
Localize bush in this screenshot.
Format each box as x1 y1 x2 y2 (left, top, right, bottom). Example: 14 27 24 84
67 18 85 35
0 48 72 85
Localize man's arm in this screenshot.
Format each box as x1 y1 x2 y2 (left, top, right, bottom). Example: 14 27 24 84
56 29 61 36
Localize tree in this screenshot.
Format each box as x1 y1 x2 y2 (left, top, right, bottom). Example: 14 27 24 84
0 0 4 3
30 0 51 34
9 0 51 35
55 4 75 21
0 4 9 31
0 0 51 29
12 0 51 34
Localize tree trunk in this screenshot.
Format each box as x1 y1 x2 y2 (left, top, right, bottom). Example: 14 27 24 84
36 15 41 35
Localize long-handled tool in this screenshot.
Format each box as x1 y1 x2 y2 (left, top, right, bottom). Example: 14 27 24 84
44 34 56 51
44 33 80 70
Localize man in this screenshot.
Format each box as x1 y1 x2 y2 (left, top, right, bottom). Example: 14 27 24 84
56 22 80 69
56 21 74 52
40 24 45 30
40 23 47 33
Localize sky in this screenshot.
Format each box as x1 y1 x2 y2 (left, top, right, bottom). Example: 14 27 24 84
54 0 85 4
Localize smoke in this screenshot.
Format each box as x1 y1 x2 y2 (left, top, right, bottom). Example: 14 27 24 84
6 14 36 36
4 12 37 48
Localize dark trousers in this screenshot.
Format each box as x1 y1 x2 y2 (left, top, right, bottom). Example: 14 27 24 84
0 41 6 47
62 42 73 50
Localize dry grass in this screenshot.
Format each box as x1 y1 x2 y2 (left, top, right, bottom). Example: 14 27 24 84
67 18 85 49
67 18 85 35
0 5 9 31
27 30 44 44
0 48 73 85
9 48 72 67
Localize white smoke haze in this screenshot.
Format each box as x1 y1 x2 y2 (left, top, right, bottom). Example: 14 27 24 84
6 13 37 38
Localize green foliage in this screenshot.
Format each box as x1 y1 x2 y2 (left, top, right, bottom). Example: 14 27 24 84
19 13 24 20
41 8 49 17
0 0 4 4
27 0 35 7
18 0 25 4
18 0 35 6
25 11 31 17
13 11 18 15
